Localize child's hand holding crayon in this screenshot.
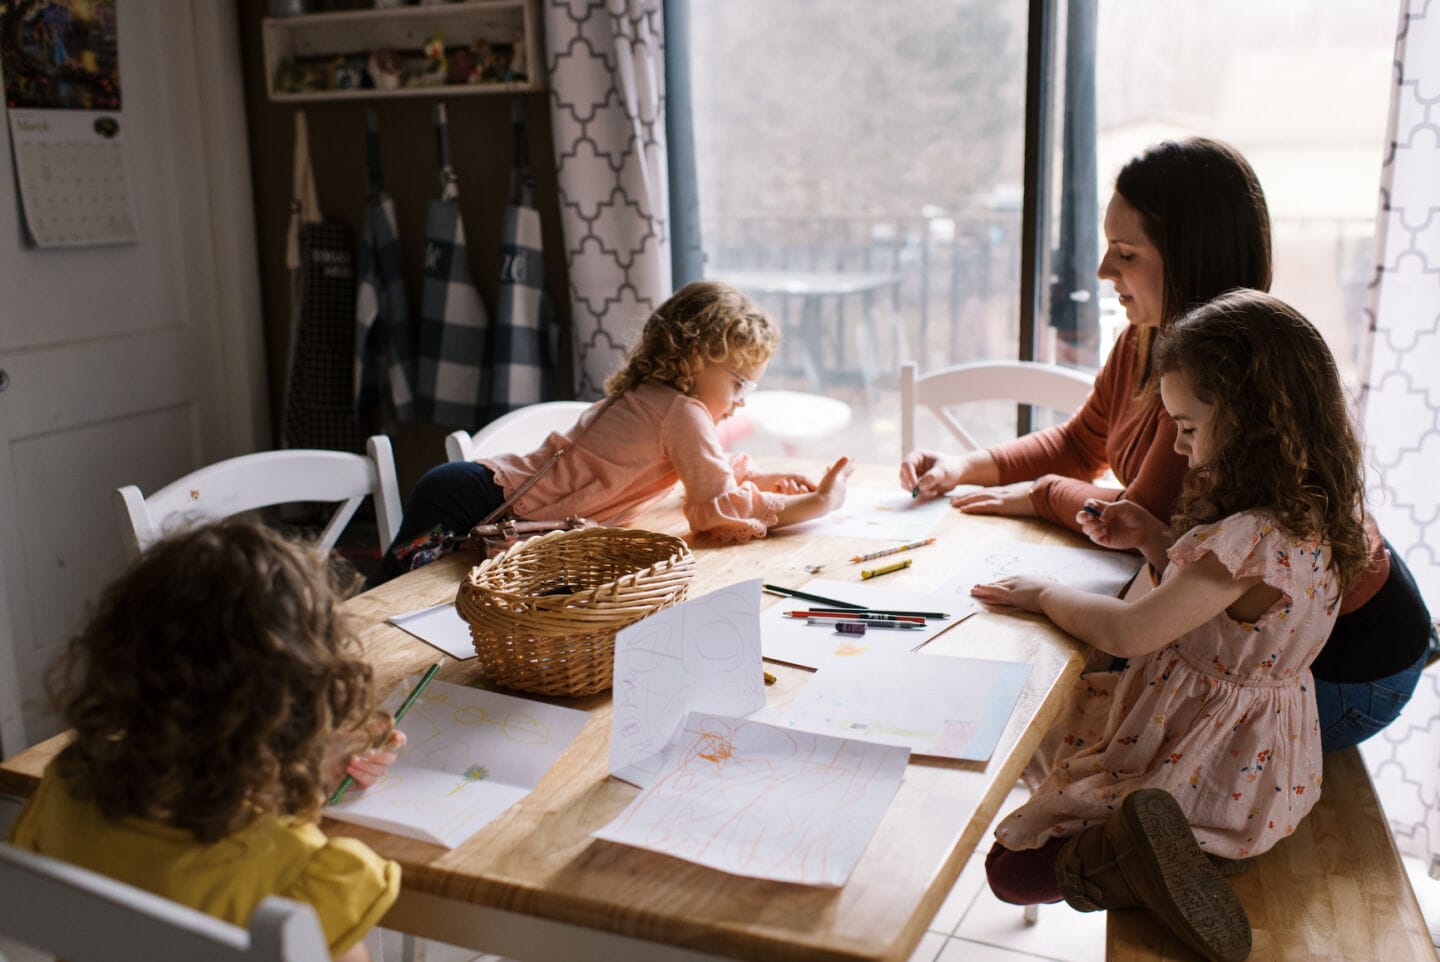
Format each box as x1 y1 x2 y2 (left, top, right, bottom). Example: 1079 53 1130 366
344 727 407 791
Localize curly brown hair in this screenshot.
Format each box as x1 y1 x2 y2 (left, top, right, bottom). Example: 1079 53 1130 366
604 281 779 395
49 519 379 843
1152 290 1369 593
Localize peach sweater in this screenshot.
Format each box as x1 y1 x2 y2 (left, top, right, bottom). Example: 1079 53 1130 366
479 381 784 542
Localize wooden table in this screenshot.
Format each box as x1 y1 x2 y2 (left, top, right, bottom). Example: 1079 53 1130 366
0 463 1088 962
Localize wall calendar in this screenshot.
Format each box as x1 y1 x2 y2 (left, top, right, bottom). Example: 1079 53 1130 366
0 1 136 248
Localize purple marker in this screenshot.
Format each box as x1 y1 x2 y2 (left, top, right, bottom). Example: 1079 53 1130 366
833 621 867 636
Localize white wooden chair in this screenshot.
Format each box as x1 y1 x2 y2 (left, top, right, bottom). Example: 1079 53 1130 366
899 360 1095 457
445 401 591 462
0 843 331 962
114 435 402 559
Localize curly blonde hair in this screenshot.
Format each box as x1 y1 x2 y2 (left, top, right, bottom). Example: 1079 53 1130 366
604 281 779 395
50 519 379 843
1152 290 1369 594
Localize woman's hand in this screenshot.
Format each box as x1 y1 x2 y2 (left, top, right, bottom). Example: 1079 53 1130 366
900 449 961 497
344 728 407 791
901 449 1002 499
751 471 816 495
949 482 1037 517
970 575 1050 613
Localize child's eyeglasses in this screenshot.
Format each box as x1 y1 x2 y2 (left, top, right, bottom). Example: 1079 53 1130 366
719 364 757 400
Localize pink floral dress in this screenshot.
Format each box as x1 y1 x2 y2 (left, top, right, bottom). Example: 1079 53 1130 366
995 510 1337 859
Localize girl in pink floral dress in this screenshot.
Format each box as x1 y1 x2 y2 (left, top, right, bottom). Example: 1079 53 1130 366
970 290 1372 962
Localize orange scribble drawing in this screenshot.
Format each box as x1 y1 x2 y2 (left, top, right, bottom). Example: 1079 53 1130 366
697 730 734 763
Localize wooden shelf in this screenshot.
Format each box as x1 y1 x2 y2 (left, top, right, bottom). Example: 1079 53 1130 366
263 0 544 102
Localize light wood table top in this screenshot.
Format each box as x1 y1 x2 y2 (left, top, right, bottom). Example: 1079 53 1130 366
0 462 1090 962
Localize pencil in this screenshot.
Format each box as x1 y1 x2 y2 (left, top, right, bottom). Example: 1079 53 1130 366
850 537 936 564
861 558 912 579
761 583 866 609
329 660 442 805
797 605 949 619
783 609 925 624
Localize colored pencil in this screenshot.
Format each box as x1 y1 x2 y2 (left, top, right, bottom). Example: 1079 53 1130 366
329 660 442 805
799 606 951 620
783 610 925 624
850 537 936 564
761 583 866 609
805 617 922 631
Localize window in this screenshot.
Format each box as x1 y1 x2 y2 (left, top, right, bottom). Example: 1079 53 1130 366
688 0 1030 457
685 0 1395 461
1050 0 1393 387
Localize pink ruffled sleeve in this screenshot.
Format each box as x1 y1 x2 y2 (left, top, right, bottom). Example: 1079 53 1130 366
1166 511 1322 603
661 401 784 542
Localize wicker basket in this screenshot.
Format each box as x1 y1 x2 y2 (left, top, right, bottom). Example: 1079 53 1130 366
454 526 695 697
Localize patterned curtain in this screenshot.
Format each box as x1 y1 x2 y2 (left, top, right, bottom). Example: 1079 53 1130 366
546 0 672 399
1357 0 1440 875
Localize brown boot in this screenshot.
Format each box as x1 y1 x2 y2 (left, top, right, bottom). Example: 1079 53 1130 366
1054 788 1251 961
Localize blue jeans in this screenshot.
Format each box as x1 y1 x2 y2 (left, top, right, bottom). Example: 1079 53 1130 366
1313 541 1436 753
1315 646 1427 753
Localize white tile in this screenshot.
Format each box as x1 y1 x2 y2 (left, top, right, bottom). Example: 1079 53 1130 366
927 855 987 935
908 930 949 962
929 780 1034 936
956 880 1104 962
936 933 1060 961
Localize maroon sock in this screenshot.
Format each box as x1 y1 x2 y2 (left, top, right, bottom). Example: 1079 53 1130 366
984 837 1069 905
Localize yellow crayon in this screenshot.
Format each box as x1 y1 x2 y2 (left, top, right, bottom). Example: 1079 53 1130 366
861 557 912 580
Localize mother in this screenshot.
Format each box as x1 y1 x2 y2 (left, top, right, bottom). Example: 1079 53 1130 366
900 136 1433 752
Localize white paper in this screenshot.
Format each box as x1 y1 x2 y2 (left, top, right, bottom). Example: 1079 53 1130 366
938 541 1143 600
327 678 589 848
783 486 963 542
760 577 973 669
751 652 1031 761
387 602 477 661
610 580 766 787
594 711 908 887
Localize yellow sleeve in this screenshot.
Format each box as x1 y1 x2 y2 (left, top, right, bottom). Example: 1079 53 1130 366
280 835 401 955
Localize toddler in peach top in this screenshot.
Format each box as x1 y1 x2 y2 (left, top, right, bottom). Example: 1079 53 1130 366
368 281 854 586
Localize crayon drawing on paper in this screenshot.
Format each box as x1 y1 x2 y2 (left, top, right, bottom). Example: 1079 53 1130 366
327 678 589 847
595 711 908 886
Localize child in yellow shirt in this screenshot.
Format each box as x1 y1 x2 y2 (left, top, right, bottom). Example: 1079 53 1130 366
10 519 405 961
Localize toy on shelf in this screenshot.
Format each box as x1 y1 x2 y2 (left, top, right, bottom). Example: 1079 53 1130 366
272 31 529 95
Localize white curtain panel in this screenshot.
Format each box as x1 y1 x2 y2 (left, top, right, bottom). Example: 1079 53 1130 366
1358 0 1440 874
546 0 672 399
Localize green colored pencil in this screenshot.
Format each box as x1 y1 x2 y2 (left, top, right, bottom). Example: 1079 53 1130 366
328 660 442 805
